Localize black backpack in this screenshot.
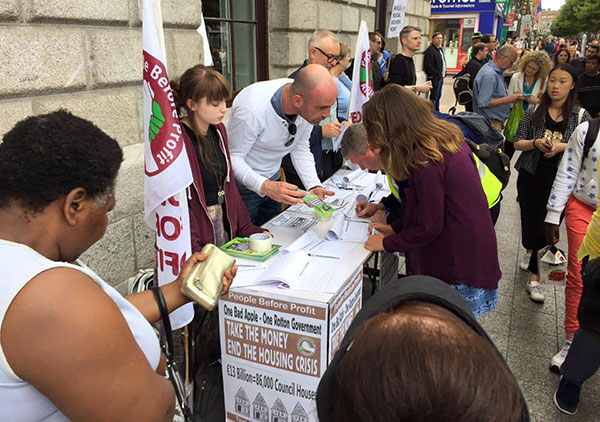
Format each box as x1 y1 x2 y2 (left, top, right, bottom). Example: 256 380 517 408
583 117 600 160
452 73 473 105
464 138 511 190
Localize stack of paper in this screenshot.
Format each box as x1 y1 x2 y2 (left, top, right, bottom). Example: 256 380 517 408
326 213 370 243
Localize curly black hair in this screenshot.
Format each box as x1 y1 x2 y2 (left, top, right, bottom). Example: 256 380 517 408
0 110 123 213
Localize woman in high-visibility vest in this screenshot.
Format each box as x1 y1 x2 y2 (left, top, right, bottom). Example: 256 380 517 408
364 84 501 318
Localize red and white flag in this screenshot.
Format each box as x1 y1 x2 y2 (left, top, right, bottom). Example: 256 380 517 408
143 0 194 328
348 20 374 125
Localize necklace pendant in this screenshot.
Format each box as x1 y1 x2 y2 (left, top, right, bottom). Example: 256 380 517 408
217 190 225 205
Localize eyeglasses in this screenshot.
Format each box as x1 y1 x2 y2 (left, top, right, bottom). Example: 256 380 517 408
285 123 296 147
313 46 342 65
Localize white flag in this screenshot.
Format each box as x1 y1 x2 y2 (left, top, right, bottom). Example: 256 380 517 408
196 12 214 67
387 0 409 39
143 0 194 329
348 20 374 125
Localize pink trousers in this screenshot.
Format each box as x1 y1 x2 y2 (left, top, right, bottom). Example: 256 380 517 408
564 196 595 337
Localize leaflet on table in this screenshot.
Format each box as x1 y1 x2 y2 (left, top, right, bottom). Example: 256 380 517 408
232 250 347 293
342 168 368 183
264 213 318 232
332 121 347 152
282 229 357 258
326 212 370 243
339 197 371 223
355 184 388 204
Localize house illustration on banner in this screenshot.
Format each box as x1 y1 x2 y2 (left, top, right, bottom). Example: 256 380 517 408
234 387 251 417
253 393 269 421
291 403 309 422
270 398 289 422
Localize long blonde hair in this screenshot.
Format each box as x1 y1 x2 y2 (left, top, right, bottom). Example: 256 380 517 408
517 50 553 81
363 85 464 181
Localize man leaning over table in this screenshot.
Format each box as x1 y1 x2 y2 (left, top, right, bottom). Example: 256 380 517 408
227 64 335 226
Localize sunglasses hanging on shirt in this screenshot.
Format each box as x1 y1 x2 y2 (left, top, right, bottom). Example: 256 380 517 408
285 122 297 147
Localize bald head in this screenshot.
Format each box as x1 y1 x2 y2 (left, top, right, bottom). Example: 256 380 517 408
290 64 337 125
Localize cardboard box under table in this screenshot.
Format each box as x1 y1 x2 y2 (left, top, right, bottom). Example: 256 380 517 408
219 207 374 421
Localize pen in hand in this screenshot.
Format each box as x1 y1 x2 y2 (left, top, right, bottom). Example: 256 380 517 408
370 209 390 235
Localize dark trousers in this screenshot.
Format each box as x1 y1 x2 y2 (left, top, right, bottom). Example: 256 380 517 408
490 199 501 225
430 78 444 112
237 174 282 226
561 328 600 386
517 168 560 274
504 140 516 160
321 149 343 182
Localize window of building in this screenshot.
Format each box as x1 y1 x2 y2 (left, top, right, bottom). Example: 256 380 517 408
204 0 268 92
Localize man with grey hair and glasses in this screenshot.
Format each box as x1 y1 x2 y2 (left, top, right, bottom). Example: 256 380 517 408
473 45 522 132
285 29 344 187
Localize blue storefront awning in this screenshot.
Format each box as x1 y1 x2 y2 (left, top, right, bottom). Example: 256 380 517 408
430 0 497 14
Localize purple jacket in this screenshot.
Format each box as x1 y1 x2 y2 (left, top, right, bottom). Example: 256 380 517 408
183 123 262 253
382 142 501 290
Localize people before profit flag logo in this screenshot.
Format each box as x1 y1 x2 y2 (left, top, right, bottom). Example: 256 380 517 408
143 51 184 177
359 50 374 98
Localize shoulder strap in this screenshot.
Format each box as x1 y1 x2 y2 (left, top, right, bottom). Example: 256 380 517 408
583 118 600 160
578 107 585 125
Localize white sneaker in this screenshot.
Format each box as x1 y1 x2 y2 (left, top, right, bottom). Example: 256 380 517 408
526 280 545 302
520 251 532 271
550 341 572 373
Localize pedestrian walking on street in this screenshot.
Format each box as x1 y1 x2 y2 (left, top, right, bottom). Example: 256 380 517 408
473 45 522 132
544 117 600 374
505 50 553 158
513 64 591 303
424 31 447 112
554 47 572 66
555 173 600 415
577 54 600 118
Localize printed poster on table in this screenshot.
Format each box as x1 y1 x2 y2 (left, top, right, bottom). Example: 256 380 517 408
219 288 329 421
143 0 194 328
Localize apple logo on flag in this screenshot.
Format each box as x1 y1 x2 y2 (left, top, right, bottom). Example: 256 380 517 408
143 51 184 177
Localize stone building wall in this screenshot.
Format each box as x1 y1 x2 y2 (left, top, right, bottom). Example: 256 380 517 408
0 0 430 292
0 0 205 293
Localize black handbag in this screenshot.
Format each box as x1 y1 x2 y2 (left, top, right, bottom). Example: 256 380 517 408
151 285 194 421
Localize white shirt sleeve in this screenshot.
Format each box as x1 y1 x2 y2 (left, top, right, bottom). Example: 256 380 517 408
545 123 587 224
227 105 269 195
289 126 321 190
507 72 519 96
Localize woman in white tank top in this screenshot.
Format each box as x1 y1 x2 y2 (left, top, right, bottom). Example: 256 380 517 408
0 111 236 421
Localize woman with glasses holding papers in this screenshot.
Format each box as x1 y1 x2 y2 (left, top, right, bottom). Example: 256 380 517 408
364 85 501 318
